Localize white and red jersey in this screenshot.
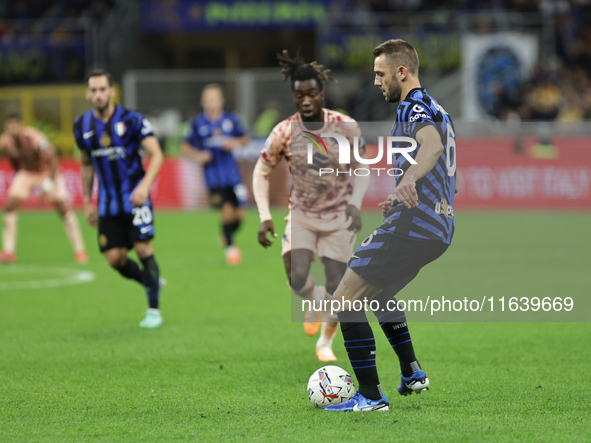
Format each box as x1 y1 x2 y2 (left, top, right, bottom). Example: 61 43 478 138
0 127 52 173
259 108 362 216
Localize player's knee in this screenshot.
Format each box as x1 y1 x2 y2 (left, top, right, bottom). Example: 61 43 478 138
134 242 153 259
106 251 127 269
220 205 235 222
290 269 309 292
54 201 68 217
4 197 23 212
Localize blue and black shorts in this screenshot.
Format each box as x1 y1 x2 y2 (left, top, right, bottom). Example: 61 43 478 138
348 228 448 295
97 204 155 252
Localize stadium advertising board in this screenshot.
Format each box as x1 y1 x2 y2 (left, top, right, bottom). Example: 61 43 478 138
320 32 461 71
1 135 589 211
140 0 331 32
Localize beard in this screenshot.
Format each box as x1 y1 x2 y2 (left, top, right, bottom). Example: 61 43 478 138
386 79 402 103
94 98 110 113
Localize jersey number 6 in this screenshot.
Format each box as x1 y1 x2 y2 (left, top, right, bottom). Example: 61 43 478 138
445 123 457 177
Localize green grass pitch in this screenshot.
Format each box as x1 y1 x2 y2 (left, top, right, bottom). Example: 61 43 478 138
1 210 590 441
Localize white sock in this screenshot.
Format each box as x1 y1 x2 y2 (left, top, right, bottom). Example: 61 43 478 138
317 334 334 348
63 210 85 253
2 211 18 253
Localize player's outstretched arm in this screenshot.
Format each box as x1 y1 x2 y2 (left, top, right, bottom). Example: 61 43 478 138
80 149 97 227
132 136 164 207
394 125 444 208
253 158 277 248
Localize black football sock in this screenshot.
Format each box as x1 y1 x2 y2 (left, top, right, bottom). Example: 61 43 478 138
116 258 143 285
338 309 384 401
222 222 233 246
372 295 420 377
230 220 241 235
140 255 160 309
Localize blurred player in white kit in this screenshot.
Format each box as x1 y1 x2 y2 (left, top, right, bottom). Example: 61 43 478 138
0 114 87 263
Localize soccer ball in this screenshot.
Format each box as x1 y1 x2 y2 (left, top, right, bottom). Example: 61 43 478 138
307 365 356 408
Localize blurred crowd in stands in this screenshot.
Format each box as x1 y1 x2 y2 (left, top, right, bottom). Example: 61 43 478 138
1 0 590 121
493 62 591 122
488 1 591 121
0 0 114 42
333 0 591 121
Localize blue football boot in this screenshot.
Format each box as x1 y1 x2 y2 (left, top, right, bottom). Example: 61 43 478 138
398 370 430 396
324 391 389 412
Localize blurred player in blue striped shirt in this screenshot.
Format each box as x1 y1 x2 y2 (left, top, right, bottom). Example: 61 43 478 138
74 69 165 329
182 84 249 266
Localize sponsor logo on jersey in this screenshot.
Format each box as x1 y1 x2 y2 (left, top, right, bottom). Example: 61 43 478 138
409 113 431 122
435 199 454 218
91 146 126 160
204 135 227 148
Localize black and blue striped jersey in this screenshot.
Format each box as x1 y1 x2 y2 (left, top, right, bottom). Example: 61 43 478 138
383 88 457 244
184 111 245 190
74 105 154 217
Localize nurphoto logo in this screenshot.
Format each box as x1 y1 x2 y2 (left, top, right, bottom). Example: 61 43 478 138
305 132 418 177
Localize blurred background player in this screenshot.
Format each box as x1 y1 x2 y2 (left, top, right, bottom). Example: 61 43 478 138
0 114 87 264
181 84 249 266
254 50 369 362
74 69 164 328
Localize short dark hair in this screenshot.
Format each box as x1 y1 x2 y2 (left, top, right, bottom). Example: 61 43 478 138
277 49 332 91
373 39 419 75
5 113 22 122
86 68 113 86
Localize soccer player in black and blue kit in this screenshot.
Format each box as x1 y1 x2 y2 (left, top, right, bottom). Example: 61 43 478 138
325 40 458 412
74 69 165 328
182 84 249 266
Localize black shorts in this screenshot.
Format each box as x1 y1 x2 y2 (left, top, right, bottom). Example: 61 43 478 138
98 205 155 252
209 185 246 209
348 229 448 296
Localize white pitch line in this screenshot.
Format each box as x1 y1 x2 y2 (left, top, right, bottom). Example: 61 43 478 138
0 266 96 291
